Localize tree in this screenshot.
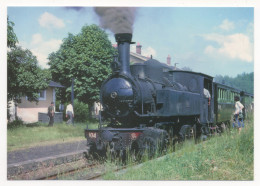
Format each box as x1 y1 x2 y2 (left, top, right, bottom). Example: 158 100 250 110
7 17 18 48
7 18 51 121
182 66 192 71
7 46 50 102
214 72 254 94
48 24 115 108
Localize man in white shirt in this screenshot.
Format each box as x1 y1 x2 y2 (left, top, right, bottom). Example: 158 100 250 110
66 101 74 125
233 96 244 133
204 88 211 105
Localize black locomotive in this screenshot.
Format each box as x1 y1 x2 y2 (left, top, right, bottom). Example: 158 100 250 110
85 33 253 159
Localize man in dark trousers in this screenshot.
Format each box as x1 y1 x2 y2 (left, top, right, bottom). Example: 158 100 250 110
48 102 55 127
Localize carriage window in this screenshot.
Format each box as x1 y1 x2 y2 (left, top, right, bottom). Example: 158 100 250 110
219 89 221 101
226 90 228 101
220 89 222 102
218 89 220 102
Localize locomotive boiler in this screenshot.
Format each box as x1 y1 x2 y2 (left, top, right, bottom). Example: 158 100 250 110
84 33 253 159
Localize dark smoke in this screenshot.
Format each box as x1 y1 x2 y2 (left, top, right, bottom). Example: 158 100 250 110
65 7 85 11
94 7 136 34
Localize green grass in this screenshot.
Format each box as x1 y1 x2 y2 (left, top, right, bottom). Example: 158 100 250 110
7 121 98 152
103 115 254 180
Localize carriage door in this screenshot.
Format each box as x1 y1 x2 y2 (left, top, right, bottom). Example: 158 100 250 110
204 78 213 121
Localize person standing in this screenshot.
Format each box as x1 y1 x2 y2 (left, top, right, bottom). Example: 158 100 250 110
48 102 55 127
66 101 74 125
203 88 211 105
233 96 244 134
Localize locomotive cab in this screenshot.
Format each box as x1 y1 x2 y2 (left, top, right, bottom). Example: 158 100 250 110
166 70 214 124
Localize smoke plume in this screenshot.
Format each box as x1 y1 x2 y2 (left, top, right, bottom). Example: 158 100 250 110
94 7 136 34
65 7 85 11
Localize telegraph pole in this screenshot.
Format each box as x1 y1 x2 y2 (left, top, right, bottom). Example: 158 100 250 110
71 77 74 124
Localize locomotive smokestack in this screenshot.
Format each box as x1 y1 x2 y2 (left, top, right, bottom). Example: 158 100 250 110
115 33 133 75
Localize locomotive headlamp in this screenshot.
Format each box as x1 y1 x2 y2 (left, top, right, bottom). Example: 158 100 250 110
111 92 118 99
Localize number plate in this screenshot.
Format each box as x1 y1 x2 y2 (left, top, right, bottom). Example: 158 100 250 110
89 132 97 138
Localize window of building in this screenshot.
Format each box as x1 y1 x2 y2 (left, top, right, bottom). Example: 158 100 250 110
38 90 46 100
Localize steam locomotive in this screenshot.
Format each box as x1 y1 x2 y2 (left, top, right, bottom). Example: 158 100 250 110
85 33 253 159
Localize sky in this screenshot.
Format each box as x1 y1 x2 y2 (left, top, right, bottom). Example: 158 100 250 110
7 6 254 77
1 1 260 185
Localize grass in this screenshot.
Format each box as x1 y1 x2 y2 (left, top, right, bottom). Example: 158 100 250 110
7 114 254 180
7 121 99 152
103 114 254 180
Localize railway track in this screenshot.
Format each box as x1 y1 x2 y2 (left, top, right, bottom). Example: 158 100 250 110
9 157 105 180
8 134 213 180
41 159 98 180
8 153 124 180
42 159 126 180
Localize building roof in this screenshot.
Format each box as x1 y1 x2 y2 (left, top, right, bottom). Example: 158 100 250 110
130 52 150 62
48 80 64 88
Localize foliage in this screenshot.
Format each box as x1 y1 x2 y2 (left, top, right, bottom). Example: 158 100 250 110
214 72 254 94
7 118 24 130
7 46 50 102
7 17 18 48
72 99 89 122
7 18 50 103
104 115 254 180
56 100 91 122
48 24 115 106
181 66 192 71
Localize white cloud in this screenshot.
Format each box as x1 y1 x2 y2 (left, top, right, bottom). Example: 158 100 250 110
246 22 254 41
219 19 235 31
38 12 65 29
31 33 43 45
204 33 253 62
130 45 136 53
142 46 157 58
204 45 215 54
30 49 50 68
130 45 157 58
32 39 62 68
20 33 62 68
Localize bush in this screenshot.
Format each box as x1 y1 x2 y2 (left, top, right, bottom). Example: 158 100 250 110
60 99 90 122
56 99 90 122
73 99 89 122
8 118 24 129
